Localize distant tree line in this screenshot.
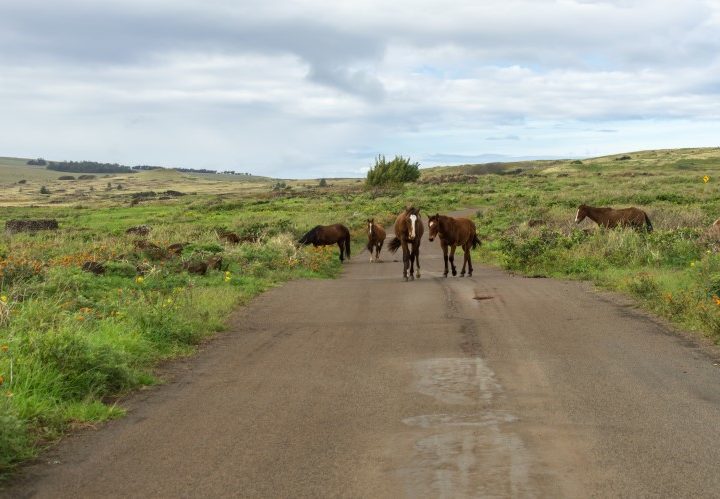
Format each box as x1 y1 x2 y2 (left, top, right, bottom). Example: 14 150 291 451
131 165 164 171
174 167 217 174
46 161 136 174
28 156 256 176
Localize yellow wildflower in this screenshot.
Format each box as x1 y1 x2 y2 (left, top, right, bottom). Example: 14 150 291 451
703 175 710 183
135 276 144 284
0 295 7 303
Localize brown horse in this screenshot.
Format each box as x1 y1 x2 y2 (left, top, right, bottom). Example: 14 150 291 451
366 219 386 263
387 207 424 281
299 224 351 261
428 214 481 277
575 204 653 231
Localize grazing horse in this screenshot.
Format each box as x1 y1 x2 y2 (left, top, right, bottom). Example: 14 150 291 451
298 224 351 261
387 207 424 281
575 204 653 231
366 218 386 263
428 214 481 277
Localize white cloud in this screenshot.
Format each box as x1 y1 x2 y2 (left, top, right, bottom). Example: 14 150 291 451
0 0 718 177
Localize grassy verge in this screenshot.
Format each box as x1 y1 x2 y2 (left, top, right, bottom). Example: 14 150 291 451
0 202 345 475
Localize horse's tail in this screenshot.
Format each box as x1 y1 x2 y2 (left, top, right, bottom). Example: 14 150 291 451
387 237 401 254
644 213 653 233
345 233 351 258
471 234 482 249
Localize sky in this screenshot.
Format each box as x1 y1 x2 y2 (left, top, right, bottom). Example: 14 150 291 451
1 0 719 178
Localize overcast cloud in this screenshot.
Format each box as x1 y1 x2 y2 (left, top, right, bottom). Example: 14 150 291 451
1 0 718 177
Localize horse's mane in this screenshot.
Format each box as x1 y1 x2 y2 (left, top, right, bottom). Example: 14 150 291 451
298 225 322 245
405 206 420 216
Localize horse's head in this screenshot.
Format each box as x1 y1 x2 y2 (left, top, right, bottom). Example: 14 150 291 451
428 213 440 242
367 218 374 236
575 204 589 223
404 208 420 241
298 226 318 245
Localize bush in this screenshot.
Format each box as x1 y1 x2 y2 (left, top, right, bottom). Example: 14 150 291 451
365 155 420 186
39 186 50 195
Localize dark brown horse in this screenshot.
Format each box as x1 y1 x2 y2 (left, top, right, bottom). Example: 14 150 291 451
299 224 351 261
387 207 424 281
366 219 386 263
428 214 481 277
575 204 653 231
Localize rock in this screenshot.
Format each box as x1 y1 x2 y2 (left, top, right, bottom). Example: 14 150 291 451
5 219 59 233
183 261 208 275
219 232 241 244
126 225 151 236
167 243 184 256
82 261 106 275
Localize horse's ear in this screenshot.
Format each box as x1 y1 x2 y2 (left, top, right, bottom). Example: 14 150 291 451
435 213 439 218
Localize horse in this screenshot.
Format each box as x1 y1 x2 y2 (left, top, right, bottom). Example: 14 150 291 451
387 207 424 281
574 204 653 231
427 214 481 277
366 219 386 263
298 224 351 261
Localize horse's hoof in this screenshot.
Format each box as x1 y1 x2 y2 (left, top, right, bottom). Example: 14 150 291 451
404 276 408 282
452 271 457 276
443 273 448 278
410 275 414 281
460 273 465 277
416 273 421 278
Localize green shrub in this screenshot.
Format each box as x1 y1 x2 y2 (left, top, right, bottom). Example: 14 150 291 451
365 155 420 186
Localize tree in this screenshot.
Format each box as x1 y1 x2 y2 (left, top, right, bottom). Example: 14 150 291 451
365 155 420 187
318 178 327 187
40 186 50 194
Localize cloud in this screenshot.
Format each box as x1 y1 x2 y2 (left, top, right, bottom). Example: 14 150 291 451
486 135 520 141
0 0 719 177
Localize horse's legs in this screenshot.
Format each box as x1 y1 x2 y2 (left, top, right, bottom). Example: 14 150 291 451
337 241 344 262
376 243 381 262
449 245 457 276
442 241 449 277
460 243 468 276
467 242 474 276
415 243 421 278
408 244 415 280
401 240 410 281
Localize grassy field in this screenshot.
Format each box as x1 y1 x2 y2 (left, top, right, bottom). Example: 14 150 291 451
0 156 360 207
2 146 720 474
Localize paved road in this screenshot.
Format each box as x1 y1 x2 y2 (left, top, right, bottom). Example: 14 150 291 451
5 215 720 498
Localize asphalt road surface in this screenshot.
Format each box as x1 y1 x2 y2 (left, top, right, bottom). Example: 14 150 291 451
5 215 720 498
